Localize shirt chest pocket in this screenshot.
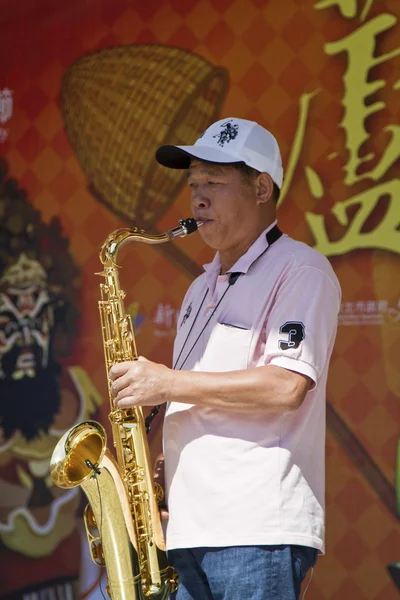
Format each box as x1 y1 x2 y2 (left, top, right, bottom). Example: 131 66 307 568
200 322 253 373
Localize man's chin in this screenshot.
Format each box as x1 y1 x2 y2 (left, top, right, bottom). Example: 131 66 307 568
198 222 221 246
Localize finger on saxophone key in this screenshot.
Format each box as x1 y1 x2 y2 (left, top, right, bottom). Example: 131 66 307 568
109 361 132 380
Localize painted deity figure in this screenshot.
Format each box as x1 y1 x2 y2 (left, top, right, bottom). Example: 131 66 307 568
0 161 103 600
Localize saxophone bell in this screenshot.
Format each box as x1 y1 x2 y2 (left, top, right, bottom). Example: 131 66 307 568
50 421 106 489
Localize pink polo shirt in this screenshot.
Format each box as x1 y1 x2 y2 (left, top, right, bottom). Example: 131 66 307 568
163 221 341 552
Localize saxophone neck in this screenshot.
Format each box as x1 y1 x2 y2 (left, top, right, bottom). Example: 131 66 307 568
99 218 202 266
100 228 168 266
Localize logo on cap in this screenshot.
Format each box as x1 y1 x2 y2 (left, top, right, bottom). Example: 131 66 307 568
213 120 239 147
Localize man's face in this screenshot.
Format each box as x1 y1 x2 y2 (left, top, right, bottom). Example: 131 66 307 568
187 161 261 255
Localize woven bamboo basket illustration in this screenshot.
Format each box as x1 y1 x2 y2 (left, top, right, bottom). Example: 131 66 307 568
61 45 229 228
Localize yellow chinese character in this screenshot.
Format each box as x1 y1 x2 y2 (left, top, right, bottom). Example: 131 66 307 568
325 14 400 185
314 0 374 21
305 179 400 256
314 0 357 19
278 90 320 206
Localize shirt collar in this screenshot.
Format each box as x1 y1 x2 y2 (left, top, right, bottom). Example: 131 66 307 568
203 220 278 294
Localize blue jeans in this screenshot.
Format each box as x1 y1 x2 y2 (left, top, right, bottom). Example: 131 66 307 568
168 545 318 600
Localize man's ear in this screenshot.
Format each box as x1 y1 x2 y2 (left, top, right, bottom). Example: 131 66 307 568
255 173 273 204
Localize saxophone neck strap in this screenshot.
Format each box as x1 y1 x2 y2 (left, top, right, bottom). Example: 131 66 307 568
145 223 283 434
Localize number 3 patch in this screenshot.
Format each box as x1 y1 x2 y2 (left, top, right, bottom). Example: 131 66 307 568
278 321 305 351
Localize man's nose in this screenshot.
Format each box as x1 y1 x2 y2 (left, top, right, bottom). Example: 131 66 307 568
191 187 210 209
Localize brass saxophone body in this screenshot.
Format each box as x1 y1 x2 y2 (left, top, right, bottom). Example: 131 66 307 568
50 218 201 600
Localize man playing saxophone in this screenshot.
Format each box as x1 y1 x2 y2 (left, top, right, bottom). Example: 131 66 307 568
109 118 341 600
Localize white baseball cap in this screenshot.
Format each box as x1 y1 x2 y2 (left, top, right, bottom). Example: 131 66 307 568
155 117 284 188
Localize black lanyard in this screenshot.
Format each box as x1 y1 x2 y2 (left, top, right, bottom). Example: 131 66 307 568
145 225 282 432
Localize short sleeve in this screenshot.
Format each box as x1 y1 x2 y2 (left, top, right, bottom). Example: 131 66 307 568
262 266 341 386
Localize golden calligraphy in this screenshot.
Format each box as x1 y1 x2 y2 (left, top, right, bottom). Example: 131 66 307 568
306 179 399 255
299 5 400 256
325 14 400 186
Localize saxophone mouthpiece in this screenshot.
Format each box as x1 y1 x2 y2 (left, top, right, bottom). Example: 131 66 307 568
169 218 203 239
178 218 201 235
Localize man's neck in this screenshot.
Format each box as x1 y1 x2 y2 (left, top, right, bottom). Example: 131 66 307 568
219 220 276 274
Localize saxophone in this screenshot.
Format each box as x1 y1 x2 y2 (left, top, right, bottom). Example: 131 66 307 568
50 218 201 600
